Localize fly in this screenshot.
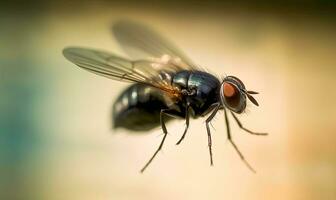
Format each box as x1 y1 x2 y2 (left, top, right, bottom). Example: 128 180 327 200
63 20 267 173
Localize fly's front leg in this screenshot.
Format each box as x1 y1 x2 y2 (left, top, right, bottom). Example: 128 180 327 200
140 109 174 173
230 112 268 136
205 103 221 165
224 109 256 173
176 102 190 145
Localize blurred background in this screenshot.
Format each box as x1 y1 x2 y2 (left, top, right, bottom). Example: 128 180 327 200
1 1 336 199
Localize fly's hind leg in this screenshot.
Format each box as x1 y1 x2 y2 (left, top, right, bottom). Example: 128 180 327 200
140 109 176 173
224 109 256 173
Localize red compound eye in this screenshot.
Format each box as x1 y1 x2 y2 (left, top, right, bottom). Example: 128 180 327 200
223 82 236 97
221 77 247 113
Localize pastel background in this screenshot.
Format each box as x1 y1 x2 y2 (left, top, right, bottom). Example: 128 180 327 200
1 1 335 199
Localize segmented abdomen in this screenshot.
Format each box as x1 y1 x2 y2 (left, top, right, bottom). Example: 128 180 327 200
112 83 169 131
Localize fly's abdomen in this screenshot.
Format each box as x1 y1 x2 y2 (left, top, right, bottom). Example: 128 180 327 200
113 83 169 131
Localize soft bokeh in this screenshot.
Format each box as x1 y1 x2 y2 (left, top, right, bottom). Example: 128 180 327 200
1 1 336 200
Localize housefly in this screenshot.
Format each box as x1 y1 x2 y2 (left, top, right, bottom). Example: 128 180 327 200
63 20 267 173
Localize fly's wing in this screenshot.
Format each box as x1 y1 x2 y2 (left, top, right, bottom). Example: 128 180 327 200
112 20 197 70
63 47 182 100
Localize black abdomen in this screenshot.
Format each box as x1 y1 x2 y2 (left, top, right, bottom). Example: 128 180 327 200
112 83 169 131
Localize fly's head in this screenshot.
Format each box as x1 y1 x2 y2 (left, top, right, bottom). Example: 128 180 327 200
219 76 259 113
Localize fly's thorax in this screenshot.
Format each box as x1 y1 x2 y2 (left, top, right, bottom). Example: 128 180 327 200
172 70 221 116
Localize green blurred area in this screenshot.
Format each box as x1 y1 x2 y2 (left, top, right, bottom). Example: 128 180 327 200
1 1 336 200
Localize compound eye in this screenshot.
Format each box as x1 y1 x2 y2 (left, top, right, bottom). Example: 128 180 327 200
221 82 246 113
223 82 237 98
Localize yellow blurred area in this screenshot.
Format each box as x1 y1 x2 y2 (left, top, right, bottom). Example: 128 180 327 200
1 2 336 200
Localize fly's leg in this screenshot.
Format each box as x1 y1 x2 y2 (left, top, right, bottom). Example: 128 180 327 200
140 109 173 173
205 104 220 165
176 102 190 145
224 109 256 173
230 112 268 136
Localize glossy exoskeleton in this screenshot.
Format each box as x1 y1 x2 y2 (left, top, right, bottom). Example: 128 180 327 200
63 20 267 173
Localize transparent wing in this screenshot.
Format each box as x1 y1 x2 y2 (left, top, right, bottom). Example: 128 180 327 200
112 20 197 70
63 47 182 99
